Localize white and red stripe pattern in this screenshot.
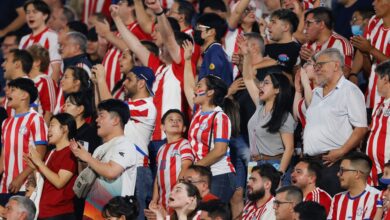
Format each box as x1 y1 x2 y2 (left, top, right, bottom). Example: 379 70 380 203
365 16 390 109
53 88 64 115
366 98 390 186
225 28 243 80
242 196 275 220
124 97 157 167
304 32 353 69
148 50 190 141
188 107 235 176
156 138 194 209
304 187 332 214
0 111 48 193
32 74 58 115
19 28 62 76
327 185 381 220
103 22 152 92
82 0 111 24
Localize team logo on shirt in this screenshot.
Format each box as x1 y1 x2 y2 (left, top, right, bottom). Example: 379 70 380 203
200 121 209 130
209 63 215 70
356 207 363 216
171 150 180 157
384 109 390 117
19 126 27 135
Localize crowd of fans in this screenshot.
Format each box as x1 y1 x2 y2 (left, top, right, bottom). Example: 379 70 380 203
0 0 389 219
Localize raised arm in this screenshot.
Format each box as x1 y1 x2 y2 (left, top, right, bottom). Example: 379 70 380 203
95 18 128 51
145 0 181 64
111 5 150 66
227 0 250 29
183 40 195 109
134 0 154 34
238 36 259 105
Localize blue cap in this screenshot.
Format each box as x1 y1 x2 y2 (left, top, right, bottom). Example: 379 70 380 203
130 66 155 96
380 177 390 185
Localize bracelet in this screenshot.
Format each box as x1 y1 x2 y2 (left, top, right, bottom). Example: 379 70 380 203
155 10 164 16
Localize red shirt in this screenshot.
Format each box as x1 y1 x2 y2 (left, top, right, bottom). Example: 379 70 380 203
202 193 219 202
39 147 77 218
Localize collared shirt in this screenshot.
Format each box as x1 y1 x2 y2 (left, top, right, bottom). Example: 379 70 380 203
303 76 367 156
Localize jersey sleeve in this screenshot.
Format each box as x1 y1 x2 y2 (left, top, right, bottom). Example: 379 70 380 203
147 53 162 73
59 149 77 174
179 140 194 162
213 112 231 143
48 33 62 63
30 114 48 145
39 78 57 112
346 86 367 127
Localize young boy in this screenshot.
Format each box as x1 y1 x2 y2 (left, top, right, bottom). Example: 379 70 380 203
0 78 47 205
20 0 61 81
152 109 194 210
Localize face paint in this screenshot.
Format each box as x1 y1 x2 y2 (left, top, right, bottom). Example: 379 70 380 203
196 89 206 96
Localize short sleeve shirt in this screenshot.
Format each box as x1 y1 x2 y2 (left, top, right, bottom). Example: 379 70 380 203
303 76 367 156
247 104 296 157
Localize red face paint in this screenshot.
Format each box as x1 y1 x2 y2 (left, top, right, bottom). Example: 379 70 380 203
196 89 206 96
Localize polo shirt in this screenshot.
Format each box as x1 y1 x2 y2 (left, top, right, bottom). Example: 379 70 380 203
303 76 367 156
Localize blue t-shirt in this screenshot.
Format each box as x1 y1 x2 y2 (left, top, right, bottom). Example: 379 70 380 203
199 43 233 86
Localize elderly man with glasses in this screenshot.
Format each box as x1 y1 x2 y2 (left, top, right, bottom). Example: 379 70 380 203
303 48 368 196
328 152 382 219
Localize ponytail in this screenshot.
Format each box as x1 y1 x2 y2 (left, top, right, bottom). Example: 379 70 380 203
222 97 240 137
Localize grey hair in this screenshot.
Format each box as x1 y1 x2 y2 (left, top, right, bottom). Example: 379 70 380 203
314 48 345 70
62 6 76 23
244 32 265 55
9 196 36 220
67 31 87 53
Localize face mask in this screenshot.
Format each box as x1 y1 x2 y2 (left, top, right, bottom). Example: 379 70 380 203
193 30 205 45
351 25 363 36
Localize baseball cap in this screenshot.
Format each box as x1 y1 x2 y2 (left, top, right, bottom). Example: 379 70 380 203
130 66 155 96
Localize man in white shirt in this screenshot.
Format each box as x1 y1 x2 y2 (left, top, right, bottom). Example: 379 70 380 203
303 48 367 196
71 99 137 219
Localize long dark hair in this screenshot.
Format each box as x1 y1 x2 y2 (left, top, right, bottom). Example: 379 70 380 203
64 66 94 95
171 182 201 220
204 75 240 137
262 73 293 133
66 92 95 120
50 113 77 140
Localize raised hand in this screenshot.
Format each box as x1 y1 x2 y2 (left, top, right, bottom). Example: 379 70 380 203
110 5 120 19
145 0 163 14
237 35 249 56
182 40 194 61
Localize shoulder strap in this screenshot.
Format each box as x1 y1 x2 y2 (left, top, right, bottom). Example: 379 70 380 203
208 112 220 152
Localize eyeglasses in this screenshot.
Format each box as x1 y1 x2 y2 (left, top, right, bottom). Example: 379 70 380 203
244 6 256 15
196 24 211 32
273 200 294 207
313 60 337 69
178 178 205 184
350 17 363 25
338 167 359 175
304 19 319 27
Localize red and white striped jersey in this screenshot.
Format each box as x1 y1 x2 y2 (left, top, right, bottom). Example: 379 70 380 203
103 22 153 92
297 98 307 128
156 138 194 209
303 32 353 69
53 88 64 115
161 0 174 9
327 185 381 220
225 28 243 80
113 85 125 101
82 0 111 24
19 27 62 76
31 74 58 116
303 0 314 10
124 97 156 167
148 50 192 141
365 16 390 109
0 111 48 193
188 107 235 176
242 196 275 220
304 187 332 214
366 98 390 186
